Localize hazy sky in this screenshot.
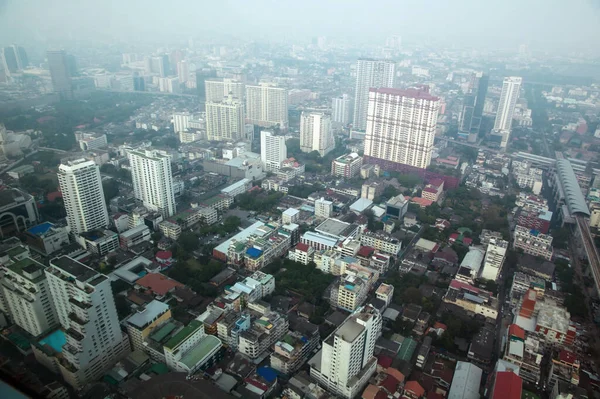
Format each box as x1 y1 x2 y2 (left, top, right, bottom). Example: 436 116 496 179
1 0 600 53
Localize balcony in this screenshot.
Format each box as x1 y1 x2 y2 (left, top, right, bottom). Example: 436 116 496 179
66 328 85 342
68 312 89 325
68 297 92 309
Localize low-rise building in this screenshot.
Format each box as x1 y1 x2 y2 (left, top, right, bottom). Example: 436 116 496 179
78 229 119 256
421 179 444 203
270 320 319 375
164 319 222 374
331 153 363 178
385 194 408 219
360 231 402 255
24 222 70 256
515 209 552 234
375 283 394 307
159 220 182 240
361 181 384 201
221 178 252 198
448 361 483 399
443 279 498 320
314 197 333 219
119 224 151 250
287 243 315 265
512 161 543 195
126 300 172 352
513 225 553 260
282 208 300 225
238 311 289 360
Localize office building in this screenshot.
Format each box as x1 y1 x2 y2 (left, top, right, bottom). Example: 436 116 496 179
309 305 382 398
47 50 73 100
331 153 363 178
1 256 58 337
74 132 107 151
459 72 488 142
44 256 131 388
364 87 440 169
128 149 176 218
206 96 245 141
332 94 351 125
205 78 245 102
353 59 396 131
58 159 109 234
246 82 288 128
493 77 523 148
300 112 334 156
260 130 287 171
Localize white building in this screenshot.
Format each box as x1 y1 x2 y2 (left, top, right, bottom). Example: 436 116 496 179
205 78 245 103
364 87 440 169
331 153 363 178
172 112 191 133
480 239 509 281
128 149 176 218
300 112 334 157
74 132 107 151
221 178 252 198
158 77 180 94
513 225 553 260
493 77 522 148
332 94 351 126
44 256 131 388
260 130 287 171
246 82 288 128
206 96 245 141
1 256 58 337
58 159 109 234
353 59 396 131
512 161 543 195
309 305 382 399
176 60 189 83
164 319 222 375
315 198 333 219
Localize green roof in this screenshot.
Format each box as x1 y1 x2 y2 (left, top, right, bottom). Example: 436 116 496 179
179 335 222 369
150 322 177 343
7 246 28 258
396 337 417 361
7 257 45 283
164 320 203 350
150 363 169 375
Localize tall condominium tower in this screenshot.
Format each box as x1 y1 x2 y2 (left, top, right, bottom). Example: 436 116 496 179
332 94 351 126
47 50 73 100
172 112 192 133
260 130 287 171
493 76 522 148
205 78 245 103
309 306 382 398
353 59 396 131
206 96 245 141
300 112 334 157
364 87 440 169
44 256 130 388
127 149 176 218
246 82 288 128
58 159 109 234
459 72 489 142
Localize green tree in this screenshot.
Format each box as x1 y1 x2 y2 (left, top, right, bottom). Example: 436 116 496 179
178 232 199 252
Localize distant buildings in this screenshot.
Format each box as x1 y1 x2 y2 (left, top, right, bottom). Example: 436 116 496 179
332 94 351 126
364 87 440 169
47 50 73 100
458 72 488 142
74 132 107 151
58 159 109 234
353 59 396 131
128 149 176 218
493 76 522 148
2 45 28 74
205 78 245 102
260 130 287 171
246 82 288 128
309 305 382 398
300 112 334 156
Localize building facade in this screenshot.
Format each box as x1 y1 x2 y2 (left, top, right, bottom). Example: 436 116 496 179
493 77 523 148
332 94 351 126
206 96 246 141
331 153 363 178
353 59 396 131
300 112 334 157
260 130 287 171
128 149 176 218
246 83 288 128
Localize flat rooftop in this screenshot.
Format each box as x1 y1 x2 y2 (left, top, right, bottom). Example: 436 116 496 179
179 335 222 369
336 319 364 343
165 320 203 350
51 255 98 282
316 218 352 238
127 300 170 329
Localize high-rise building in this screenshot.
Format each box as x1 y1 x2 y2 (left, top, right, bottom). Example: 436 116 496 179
246 82 288 128
1 256 58 337
260 130 287 171
309 305 382 398
176 60 189 83
44 256 130 388
47 50 73 100
128 149 176 218
206 96 245 141
332 94 351 126
459 72 489 142
205 78 245 103
364 87 440 169
151 54 170 77
2 46 18 73
58 159 109 234
353 59 396 131
300 112 334 156
493 77 522 148
172 112 192 133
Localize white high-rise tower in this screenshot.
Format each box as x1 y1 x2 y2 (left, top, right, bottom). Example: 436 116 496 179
58 159 109 234
493 76 522 148
260 130 287 171
205 78 245 103
353 59 396 131
364 87 440 169
128 149 176 218
332 94 351 126
206 96 246 141
44 256 130 388
309 306 382 398
300 112 334 157
246 82 288 128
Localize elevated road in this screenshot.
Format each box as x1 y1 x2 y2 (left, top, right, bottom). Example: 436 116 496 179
576 215 600 296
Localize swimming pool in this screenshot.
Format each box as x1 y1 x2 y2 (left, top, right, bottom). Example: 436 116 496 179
38 329 66 353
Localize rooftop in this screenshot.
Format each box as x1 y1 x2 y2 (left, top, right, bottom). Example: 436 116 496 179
127 300 170 329
371 87 439 101
6 257 45 282
165 320 203 350
555 159 590 217
51 255 98 282
179 335 222 369
136 273 184 296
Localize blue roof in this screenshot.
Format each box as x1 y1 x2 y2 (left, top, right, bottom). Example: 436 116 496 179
257 366 277 383
27 222 54 236
246 247 263 258
556 159 590 217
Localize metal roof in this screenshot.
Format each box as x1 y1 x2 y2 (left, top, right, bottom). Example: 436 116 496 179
555 159 590 217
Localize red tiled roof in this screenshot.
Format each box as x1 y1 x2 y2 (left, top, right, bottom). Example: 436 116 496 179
404 381 425 397
136 273 183 296
295 243 310 252
508 324 525 340
428 178 444 188
377 354 393 369
362 384 380 399
358 246 375 257
433 322 447 331
492 372 522 399
380 375 399 394
423 187 438 194
384 368 405 383
462 237 473 246
449 233 459 240
411 197 434 207
156 250 173 260
559 350 577 365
